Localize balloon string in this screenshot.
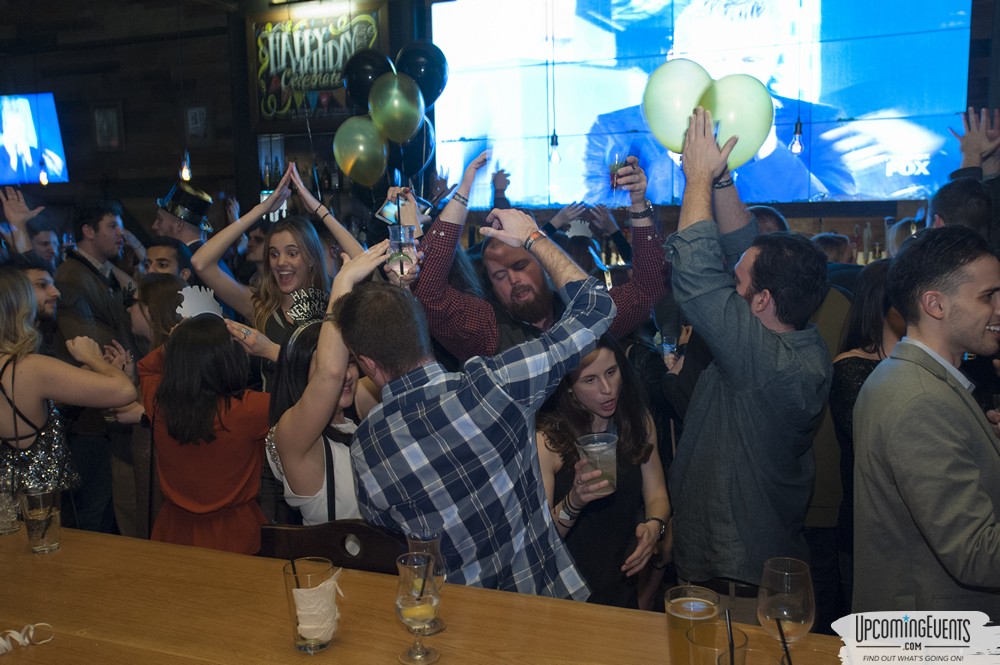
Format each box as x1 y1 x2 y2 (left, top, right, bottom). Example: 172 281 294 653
0 624 55 655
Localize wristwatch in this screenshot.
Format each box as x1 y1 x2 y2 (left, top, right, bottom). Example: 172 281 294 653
643 516 667 542
629 200 654 220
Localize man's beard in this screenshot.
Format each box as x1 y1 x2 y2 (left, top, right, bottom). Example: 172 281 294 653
507 284 554 324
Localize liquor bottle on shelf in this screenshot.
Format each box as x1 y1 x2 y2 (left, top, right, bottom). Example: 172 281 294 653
321 163 332 192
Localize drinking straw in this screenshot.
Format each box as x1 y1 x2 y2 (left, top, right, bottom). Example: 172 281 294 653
775 618 793 665
417 553 431 598
290 557 300 589
396 193 404 274
725 609 734 665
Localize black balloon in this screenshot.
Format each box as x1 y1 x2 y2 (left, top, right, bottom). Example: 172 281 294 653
343 49 394 107
387 116 436 180
395 41 449 109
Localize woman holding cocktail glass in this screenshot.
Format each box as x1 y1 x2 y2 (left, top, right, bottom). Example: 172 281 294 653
535 333 670 608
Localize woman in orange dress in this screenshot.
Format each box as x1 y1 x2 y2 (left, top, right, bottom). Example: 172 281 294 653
137 313 270 554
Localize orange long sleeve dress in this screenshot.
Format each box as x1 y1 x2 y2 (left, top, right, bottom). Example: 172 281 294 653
138 347 271 554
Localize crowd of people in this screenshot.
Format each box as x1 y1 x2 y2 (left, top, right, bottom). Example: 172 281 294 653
1 104 999 627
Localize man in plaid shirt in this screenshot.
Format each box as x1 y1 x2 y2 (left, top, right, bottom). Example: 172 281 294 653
332 208 615 600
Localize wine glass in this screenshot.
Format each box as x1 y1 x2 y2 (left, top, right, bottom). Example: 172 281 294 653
406 531 447 635
757 557 815 652
395 553 440 665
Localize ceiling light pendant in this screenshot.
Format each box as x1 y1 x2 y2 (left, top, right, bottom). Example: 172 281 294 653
549 131 561 164
789 118 804 155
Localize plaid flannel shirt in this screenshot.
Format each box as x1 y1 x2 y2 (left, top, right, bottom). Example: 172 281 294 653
352 277 615 600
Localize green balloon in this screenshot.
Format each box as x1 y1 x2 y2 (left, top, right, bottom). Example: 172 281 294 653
333 115 388 188
369 73 426 143
698 74 774 169
642 59 712 153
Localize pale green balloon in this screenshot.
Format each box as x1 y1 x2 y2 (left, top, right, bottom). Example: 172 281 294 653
698 74 774 169
642 58 712 153
369 72 426 143
333 115 388 188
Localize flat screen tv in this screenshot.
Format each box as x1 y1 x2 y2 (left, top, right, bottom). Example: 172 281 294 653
431 0 972 207
0 92 69 186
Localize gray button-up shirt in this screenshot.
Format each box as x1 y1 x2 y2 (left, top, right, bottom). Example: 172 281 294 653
664 219 832 585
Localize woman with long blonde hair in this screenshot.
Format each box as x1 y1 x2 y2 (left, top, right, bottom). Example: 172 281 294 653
0 267 135 495
191 163 364 388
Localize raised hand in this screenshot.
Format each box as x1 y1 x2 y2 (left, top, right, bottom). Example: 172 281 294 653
550 202 587 230
492 168 510 192
261 166 293 215
949 106 1000 168
589 205 620 236
682 107 737 184
333 240 391 296
613 157 651 206
461 150 490 187
288 162 324 215
480 208 539 248
0 186 44 227
225 197 240 225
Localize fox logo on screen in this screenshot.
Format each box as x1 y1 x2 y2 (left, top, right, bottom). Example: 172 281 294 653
885 155 931 177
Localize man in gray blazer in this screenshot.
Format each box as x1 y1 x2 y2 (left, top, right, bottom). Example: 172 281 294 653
854 225 1000 618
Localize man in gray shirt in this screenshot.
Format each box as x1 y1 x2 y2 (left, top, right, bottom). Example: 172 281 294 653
664 107 831 621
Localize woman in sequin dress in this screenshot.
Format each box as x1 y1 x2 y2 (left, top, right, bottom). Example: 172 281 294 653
0 267 136 493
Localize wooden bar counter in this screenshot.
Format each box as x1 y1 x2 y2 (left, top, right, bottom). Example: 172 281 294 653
0 528 842 664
